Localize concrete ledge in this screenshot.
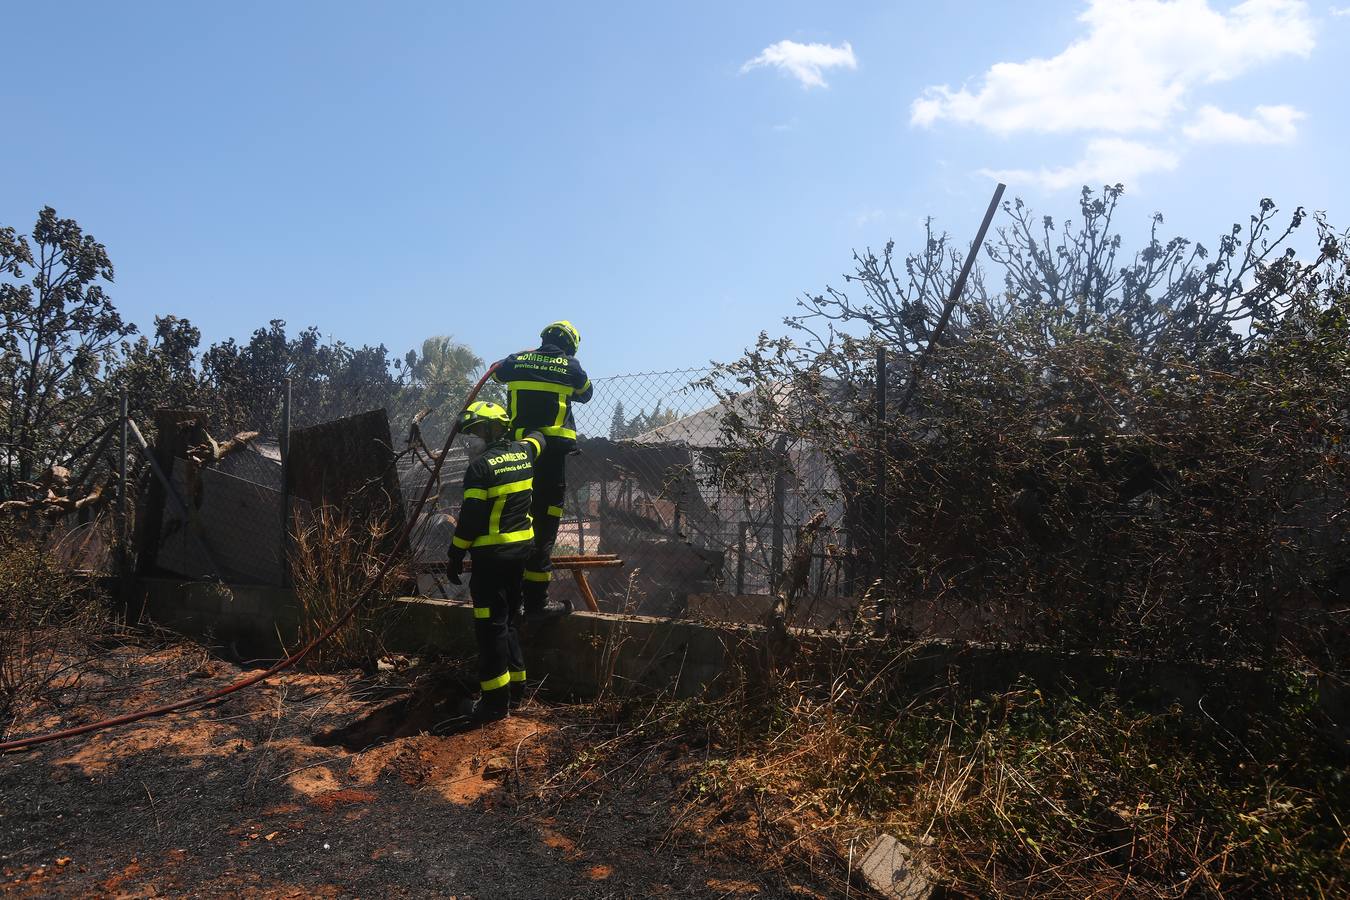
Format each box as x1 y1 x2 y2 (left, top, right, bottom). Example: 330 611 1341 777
387 597 735 698
129 578 1344 741
137 579 301 656
135 580 740 698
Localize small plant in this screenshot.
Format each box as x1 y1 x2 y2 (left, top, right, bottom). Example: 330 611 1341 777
288 505 409 673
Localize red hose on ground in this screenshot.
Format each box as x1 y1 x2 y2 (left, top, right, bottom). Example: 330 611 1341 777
0 364 500 754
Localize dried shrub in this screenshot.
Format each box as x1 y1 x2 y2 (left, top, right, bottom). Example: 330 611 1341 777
894 684 1345 897
0 520 103 729
288 505 408 673
637 192 1350 895
568 634 1346 899
701 196 1349 670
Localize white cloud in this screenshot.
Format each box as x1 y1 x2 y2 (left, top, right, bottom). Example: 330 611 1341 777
911 0 1315 135
982 137 1181 190
1184 104 1305 142
1332 6 1350 16
741 40 857 89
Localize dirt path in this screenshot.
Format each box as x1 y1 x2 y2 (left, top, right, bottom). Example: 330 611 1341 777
0 642 822 898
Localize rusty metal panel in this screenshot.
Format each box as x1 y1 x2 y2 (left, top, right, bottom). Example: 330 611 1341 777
285 409 411 592
286 409 405 527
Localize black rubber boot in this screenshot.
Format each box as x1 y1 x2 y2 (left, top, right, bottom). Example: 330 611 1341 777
458 690 509 725
522 579 549 611
523 598 572 622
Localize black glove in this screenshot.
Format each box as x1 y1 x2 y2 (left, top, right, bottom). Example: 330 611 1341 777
447 549 466 586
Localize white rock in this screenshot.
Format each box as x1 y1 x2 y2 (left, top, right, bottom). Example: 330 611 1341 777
858 834 934 900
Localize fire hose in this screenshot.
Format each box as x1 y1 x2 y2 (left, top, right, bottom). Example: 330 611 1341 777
0 364 499 754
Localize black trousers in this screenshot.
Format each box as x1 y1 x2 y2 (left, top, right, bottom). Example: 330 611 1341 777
523 445 569 606
469 554 526 708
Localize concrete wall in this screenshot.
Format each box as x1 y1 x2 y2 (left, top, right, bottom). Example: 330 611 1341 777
133 579 736 697
135 579 302 662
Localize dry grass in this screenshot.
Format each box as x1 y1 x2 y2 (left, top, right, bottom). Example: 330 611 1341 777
890 687 1346 897
288 505 409 673
552 637 1347 898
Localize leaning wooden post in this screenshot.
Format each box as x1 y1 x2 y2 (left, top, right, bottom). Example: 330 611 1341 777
880 182 1006 631
894 182 1006 416
127 418 227 582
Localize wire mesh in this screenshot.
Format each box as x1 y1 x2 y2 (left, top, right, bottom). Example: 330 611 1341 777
555 368 853 620
398 367 857 621
25 369 862 625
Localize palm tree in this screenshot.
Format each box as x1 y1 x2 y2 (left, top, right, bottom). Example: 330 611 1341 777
400 336 488 443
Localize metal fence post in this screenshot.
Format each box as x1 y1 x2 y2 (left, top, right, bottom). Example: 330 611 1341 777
117 391 128 572
770 435 788 592
876 347 889 593
736 521 748 595
844 529 856 596
279 377 292 586
571 485 587 554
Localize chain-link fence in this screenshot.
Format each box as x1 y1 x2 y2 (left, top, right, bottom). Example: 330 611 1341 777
19 367 868 626
551 368 853 620
401 367 863 622
17 324 1345 671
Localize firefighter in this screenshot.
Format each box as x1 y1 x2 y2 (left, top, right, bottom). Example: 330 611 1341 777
446 401 546 724
492 320 592 618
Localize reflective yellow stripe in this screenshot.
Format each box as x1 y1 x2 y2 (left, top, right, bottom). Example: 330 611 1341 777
473 528 534 546
523 570 551 583
463 488 489 500
523 436 541 454
452 535 472 550
484 479 532 498
509 670 526 682
481 672 510 691
473 607 491 619
485 479 532 541
538 425 577 439
509 380 575 395
580 379 591 393
489 495 506 537
546 505 564 518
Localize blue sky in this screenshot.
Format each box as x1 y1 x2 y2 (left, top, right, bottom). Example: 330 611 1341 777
3 1 1345 377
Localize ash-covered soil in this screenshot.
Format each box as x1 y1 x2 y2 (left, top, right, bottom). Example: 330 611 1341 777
0 639 833 898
